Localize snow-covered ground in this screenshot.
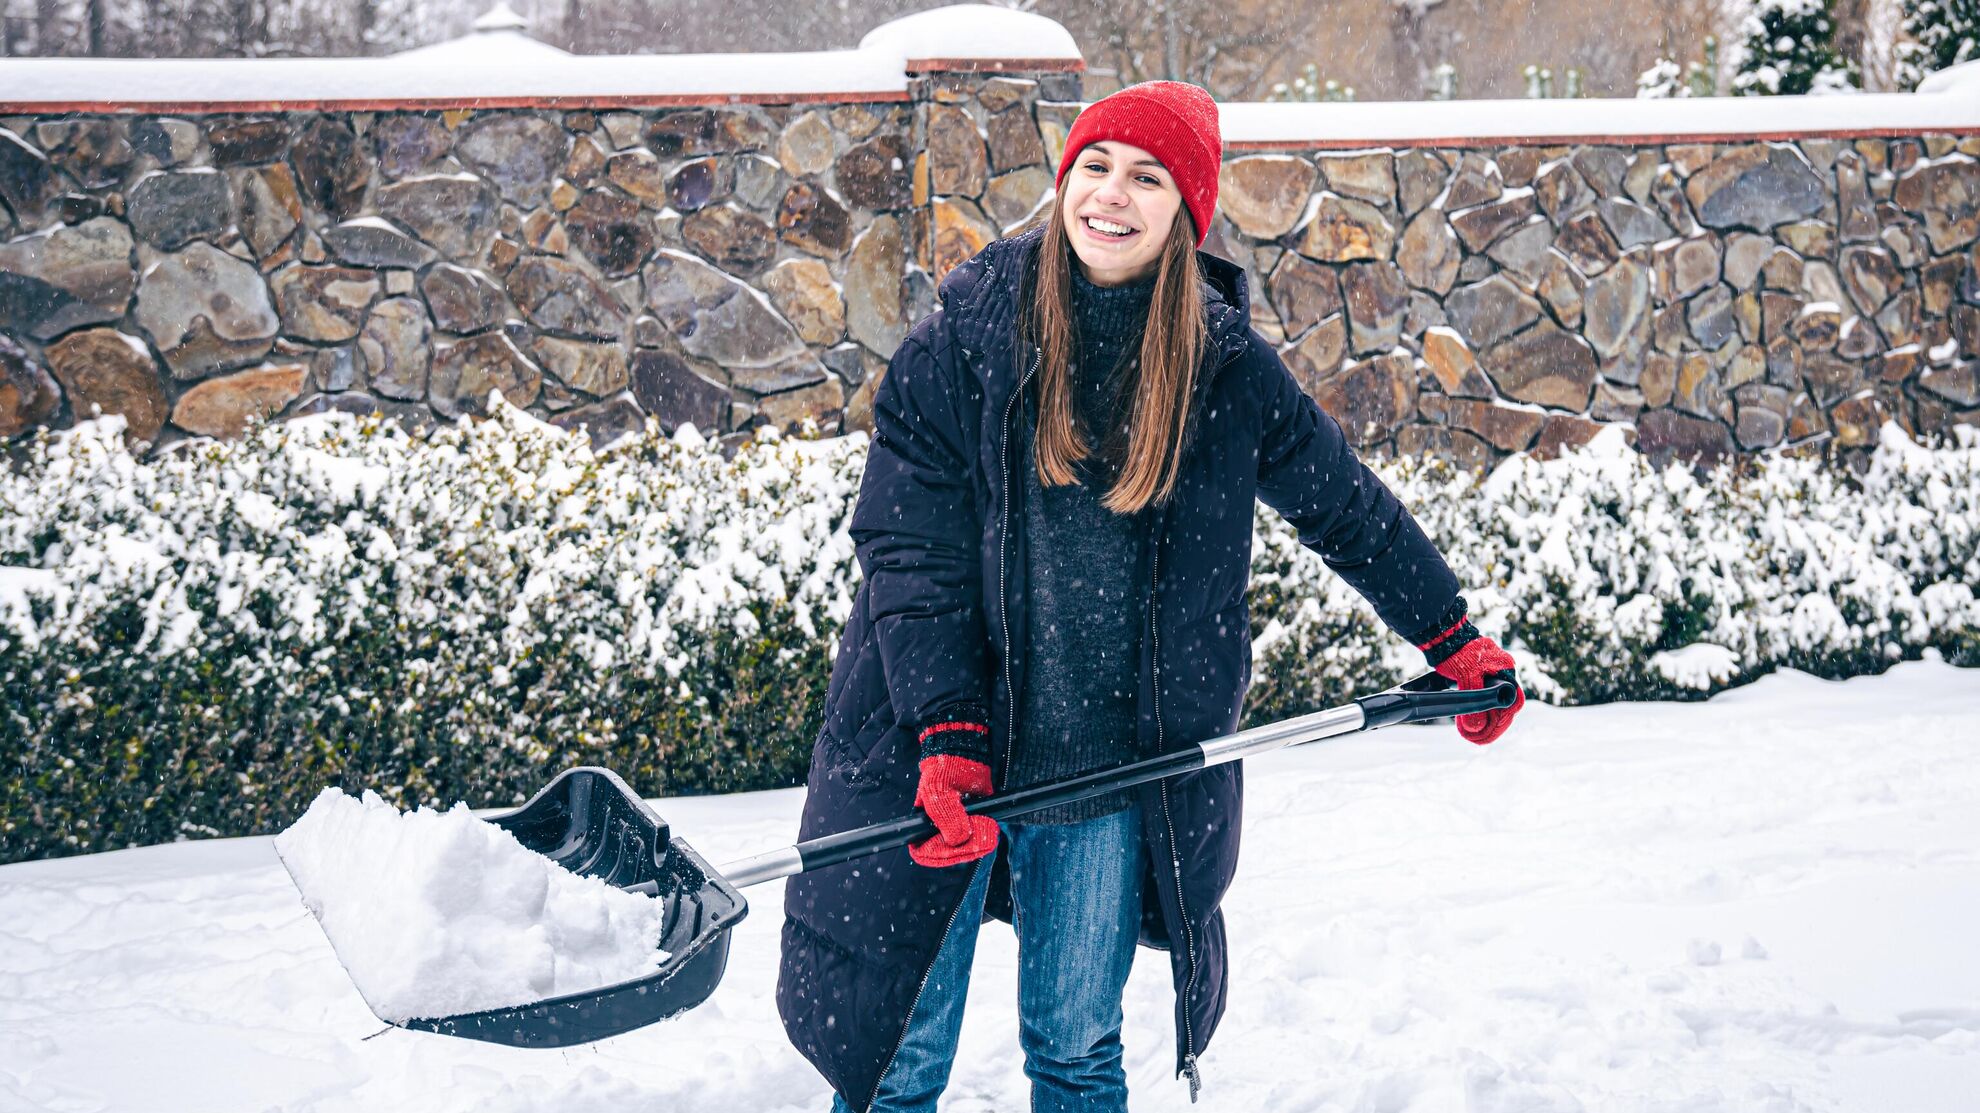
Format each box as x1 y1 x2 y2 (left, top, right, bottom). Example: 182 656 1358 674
2 661 1977 1113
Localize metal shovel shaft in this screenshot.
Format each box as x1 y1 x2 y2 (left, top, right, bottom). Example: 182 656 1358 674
714 673 1518 889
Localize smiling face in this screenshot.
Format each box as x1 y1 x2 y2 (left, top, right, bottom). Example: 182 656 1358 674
1059 140 1185 288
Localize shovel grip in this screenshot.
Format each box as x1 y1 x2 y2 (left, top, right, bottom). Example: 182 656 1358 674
1355 674 1520 730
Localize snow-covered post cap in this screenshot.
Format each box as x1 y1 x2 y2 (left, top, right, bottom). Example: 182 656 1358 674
470 2 530 34
857 4 1084 73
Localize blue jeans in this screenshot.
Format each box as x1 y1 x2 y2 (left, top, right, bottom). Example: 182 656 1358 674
831 802 1145 1113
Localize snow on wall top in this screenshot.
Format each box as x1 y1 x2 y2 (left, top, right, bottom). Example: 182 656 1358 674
0 4 1077 110
0 0 1969 138
857 5 1081 64
1219 88 1980 147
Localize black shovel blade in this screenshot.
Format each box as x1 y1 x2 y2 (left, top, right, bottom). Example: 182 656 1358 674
400 767 748 1048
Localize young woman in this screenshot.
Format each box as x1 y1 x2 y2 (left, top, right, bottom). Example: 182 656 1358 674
777 81 1524 1113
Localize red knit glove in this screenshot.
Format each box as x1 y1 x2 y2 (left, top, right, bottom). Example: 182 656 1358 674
908 754 999 868
1417 609 1526 746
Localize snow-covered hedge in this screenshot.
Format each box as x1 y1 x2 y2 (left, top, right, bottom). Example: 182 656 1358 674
4 407 1976 863
1 407 861 863
1245 423 1980 722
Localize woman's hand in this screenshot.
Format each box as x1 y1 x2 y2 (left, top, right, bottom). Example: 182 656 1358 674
908 754 1000 867
1432 636 1525 745
1418 616 1526 745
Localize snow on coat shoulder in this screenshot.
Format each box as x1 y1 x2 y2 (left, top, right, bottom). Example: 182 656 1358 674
274 787 668 1023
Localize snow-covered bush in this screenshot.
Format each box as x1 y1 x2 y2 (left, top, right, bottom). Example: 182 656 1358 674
4 409 1977 863
1635 58 1689 98
1245 425 1980 722
1897 0 1980 90
1 405 861 862
1728 0 1862 95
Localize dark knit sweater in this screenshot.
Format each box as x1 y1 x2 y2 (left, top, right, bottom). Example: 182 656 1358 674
1009 266 1156 823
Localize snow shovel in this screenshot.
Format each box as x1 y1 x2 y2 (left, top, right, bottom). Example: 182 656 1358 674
320 671 1518 1048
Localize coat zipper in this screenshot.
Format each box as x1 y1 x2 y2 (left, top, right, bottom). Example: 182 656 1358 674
869 342 1038 1113
998 345 1043 791
1164 322 1246 1105
1159 326 1249 1103
1151 524 1203 1102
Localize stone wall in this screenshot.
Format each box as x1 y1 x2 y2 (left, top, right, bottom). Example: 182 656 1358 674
1206 137 1980 467
0 97 932 450
3 65 1978 467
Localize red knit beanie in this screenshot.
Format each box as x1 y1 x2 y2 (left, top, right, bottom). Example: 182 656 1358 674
1054 81 1222 247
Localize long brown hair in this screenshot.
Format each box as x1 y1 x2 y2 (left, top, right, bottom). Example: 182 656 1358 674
1022 194 1207 515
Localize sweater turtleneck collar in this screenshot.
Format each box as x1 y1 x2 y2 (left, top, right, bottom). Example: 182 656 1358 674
1069 263 1155 352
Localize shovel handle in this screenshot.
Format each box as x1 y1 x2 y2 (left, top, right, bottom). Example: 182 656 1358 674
1356 671 1520 729
716 671 1519 888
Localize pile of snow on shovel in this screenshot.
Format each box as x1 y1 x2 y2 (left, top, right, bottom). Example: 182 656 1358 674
275 787 668 1022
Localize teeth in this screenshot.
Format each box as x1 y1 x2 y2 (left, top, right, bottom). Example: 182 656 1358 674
1087 217 1133 235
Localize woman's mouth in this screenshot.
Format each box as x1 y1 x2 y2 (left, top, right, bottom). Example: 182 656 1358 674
1082 215 1139 241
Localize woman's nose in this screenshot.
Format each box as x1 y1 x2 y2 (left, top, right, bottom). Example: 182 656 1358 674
1093 175 1130 205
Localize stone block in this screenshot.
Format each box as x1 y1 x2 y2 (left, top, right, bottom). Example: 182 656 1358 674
1892 158 1980 253
1316 152 1394 206
171 362 307 437
0 333 61 438
985 108 1045 174
1295 193 1394 263
1451 192 1536 252
927 103 988 198
778 111 836 177
272 264 380 343
1425 328 1496 398
532 335 629 396
45 327 168 443
1396 149 1449 217
456 114 570 207
1685 144 1828 232
430 330 542 417
372 114 453 179
127 171 232 249
1636 408 1735 466
290 116 368 219
1479 321 1598 410
1219 156 1316 240
377 175 501 257
1312 352 1417 447
358 297 432 401
644 249 804 367
136 242 278 378
777 182 855 258
1266 253 1340 341
836 134 912 210
682 204 778 273
507 255 625 340
1445 275 1541 350
762 258 846 346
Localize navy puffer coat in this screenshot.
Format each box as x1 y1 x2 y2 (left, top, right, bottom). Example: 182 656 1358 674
776 226 1462 1110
